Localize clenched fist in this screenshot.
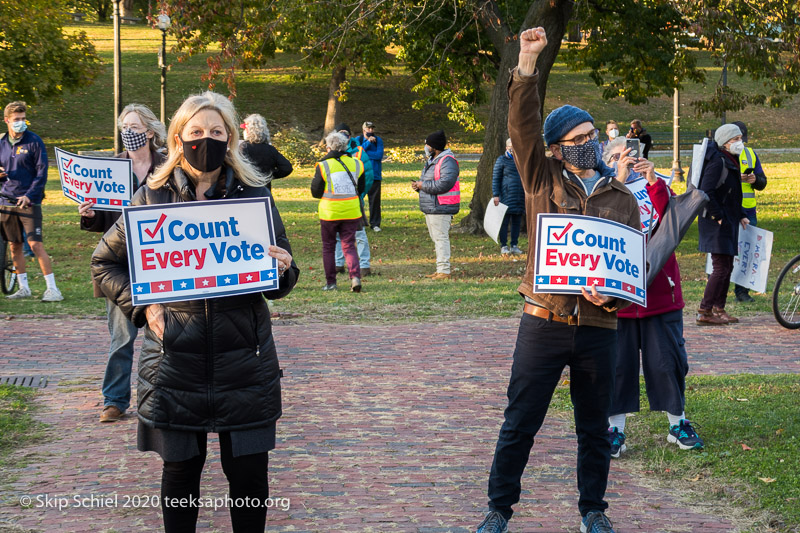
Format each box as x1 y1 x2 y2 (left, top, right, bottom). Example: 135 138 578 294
518 27 547 75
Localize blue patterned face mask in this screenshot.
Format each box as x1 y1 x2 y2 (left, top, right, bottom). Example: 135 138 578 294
559 138 600 170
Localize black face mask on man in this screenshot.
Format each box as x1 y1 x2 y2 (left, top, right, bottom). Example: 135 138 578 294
180 136 228 172
559 138 600 170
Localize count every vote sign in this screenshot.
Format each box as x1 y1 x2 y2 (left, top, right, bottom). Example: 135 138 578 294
124 198 280 306
56 148 133 211
533 214 647 306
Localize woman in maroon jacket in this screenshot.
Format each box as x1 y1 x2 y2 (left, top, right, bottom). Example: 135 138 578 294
602 139 704 458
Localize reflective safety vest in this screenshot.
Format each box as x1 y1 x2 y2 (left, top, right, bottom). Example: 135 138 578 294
739 147 757 209
317 156 364 221
434 154 460 205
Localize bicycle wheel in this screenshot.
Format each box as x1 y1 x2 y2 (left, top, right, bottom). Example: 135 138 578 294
1 236 17 295
772 253 800 330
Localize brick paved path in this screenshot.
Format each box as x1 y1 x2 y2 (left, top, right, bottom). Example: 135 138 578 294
0 313 797 532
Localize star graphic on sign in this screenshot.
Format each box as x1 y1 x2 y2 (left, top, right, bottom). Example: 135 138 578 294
246 275 253 281
224 277 232 284
202 279 210 286
158 283 165 291
537 277 544 283
267 271 275 279
555 277 562 283
180 281 187 288
136 286 143 293
574 278 581 283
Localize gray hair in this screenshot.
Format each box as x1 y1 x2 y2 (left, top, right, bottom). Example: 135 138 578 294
325 131 348 152
602 137 626 165
118 104 166 150
505 137 512 147
243 113 270 144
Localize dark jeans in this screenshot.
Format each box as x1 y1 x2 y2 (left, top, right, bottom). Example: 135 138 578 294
735 209 758 297
368 180 381 228
488 313 616 520
700 253 734 310
161 432 269 533
320 218 361 284
499 212 522 247
610 311 688 417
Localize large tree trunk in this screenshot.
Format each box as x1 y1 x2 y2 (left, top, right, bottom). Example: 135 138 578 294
322 65 347 139
459 0 575 234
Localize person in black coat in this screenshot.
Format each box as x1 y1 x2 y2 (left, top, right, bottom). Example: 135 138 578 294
696 123 750 326
92 92 299 532
491 138 525 255
240 113 293 191
627 119 653 159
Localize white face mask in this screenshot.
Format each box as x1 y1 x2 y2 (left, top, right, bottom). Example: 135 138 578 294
608 128 619 139
424 145 432 159
728 140 745 155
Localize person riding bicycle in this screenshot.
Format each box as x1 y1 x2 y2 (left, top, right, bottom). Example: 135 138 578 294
0 101 63 301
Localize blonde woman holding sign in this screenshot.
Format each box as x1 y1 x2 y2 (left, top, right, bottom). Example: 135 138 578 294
92 92 298 532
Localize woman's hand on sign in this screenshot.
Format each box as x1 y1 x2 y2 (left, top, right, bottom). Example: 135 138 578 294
268 245 293 277
740 217 750 230
493 196 500 206
146 304 166 340
581 283 613 306
78 200 96 218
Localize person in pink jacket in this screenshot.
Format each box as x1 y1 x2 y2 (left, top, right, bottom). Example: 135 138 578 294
602 139 704 458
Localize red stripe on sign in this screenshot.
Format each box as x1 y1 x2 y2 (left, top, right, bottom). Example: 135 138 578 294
239 271 260 284
195 276 217 288
111 199 122 205
550 276 569 285
623 283 636 294
588 278 605 287
151 280 173 293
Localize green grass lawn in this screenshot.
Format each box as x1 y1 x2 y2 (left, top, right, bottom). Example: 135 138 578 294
552 374 800 530
0 385 43 482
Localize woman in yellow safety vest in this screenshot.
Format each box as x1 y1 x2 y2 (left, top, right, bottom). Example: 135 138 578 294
310 131 366 292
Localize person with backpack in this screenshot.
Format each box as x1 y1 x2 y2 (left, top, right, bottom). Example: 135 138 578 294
411 130 460 280
696 124 750 326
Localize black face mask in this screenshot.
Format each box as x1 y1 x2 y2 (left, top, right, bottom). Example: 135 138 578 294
180 136 228 172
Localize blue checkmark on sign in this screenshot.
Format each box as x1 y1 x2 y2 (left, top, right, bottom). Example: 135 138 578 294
547 222 573 246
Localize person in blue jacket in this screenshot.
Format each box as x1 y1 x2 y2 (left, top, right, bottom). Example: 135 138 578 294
492 138 526 255
356 121 384 231
0 101 63 301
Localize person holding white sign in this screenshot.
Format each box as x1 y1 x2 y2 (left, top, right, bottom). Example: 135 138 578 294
476 28 639 533
92 91 298 533
79 103 167 424
696 124 750 326
602 141 704 457
492 138 525 255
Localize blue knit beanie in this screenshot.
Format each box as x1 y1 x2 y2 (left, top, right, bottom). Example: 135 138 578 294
543 105 594 147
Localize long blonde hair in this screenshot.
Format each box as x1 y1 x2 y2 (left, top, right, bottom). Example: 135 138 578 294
148 91 265 189
118 103 166 152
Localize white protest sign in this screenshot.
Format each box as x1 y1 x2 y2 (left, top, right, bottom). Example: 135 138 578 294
533 213 647 306
483 199 509 244
623 172 673 234
55 148 133 211
689 138 708 189
124 197 279 306
704 224 773 293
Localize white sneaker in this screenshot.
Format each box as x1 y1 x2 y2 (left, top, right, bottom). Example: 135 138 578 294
372 226 381 232
7 286 32 299
510 245 524 255
41 287 64 302
500 246 510 255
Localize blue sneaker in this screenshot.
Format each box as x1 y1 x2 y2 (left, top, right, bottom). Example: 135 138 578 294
581 511 615 533
668 419 704 450
608 427 626 458
476 510 508 533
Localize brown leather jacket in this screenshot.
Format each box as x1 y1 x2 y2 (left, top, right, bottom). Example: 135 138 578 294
508 68 640 329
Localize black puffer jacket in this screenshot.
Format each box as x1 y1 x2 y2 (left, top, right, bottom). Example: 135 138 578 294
91 166 299 432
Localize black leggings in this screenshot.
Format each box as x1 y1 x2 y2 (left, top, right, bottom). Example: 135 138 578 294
161 432 269 532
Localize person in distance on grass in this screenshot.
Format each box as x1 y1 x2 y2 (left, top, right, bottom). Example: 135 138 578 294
239 113 293 192
92 91 298 532
626 119 653 159
334 123 374 277
355 120 384 232
491 138 525 256
602 138 704 459
730 120 767 304
311 130 366 292
475 27 639 533
600 120 619 152
411 130 461 280
79 103 166 424
0 101 63 302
